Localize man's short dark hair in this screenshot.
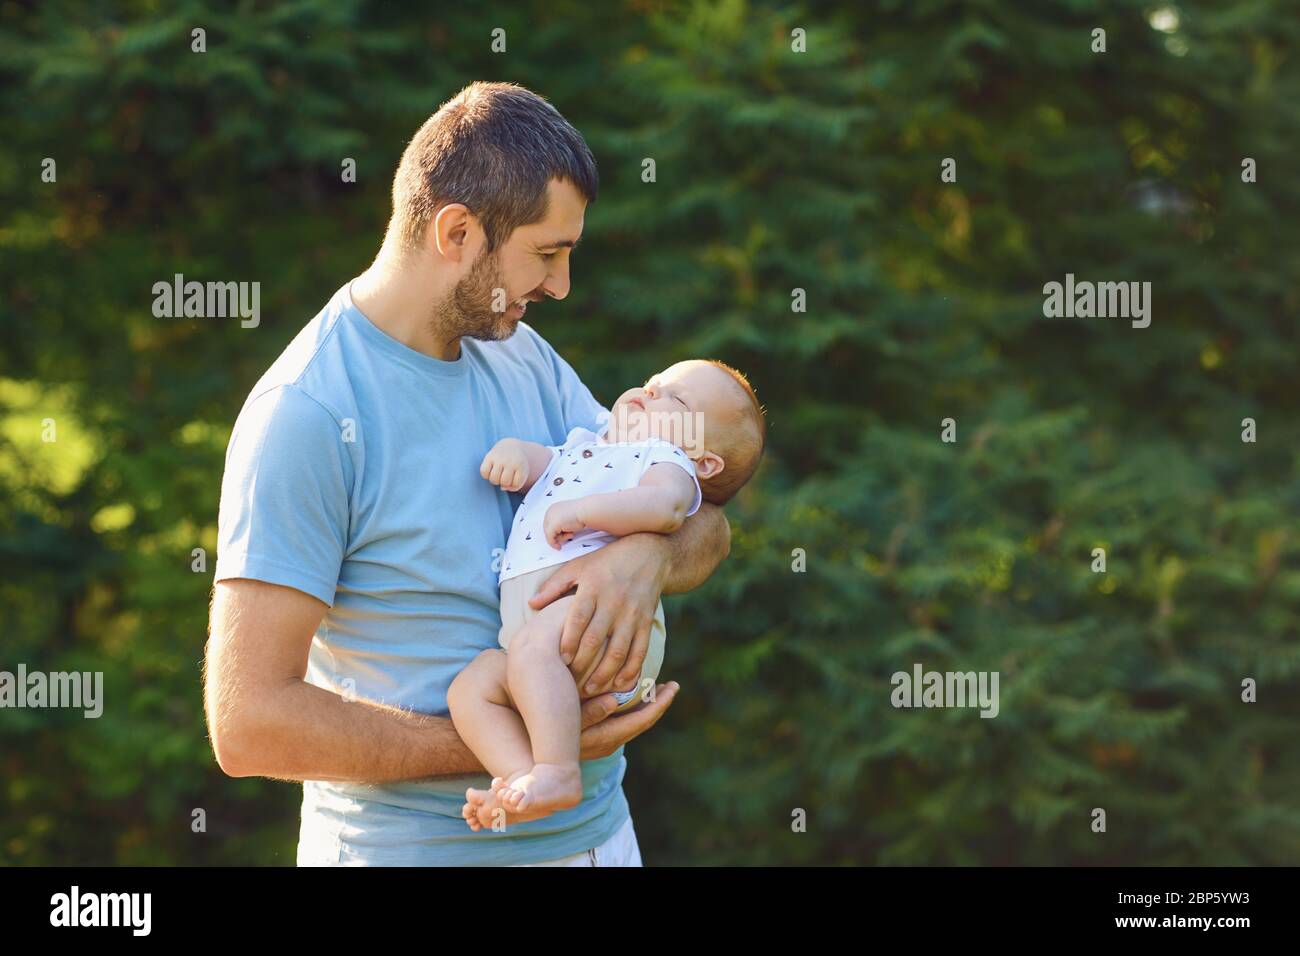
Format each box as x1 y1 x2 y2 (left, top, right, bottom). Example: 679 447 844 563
389 81 598 253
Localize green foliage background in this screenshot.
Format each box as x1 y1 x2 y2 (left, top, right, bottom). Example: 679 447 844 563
2 0 1298 865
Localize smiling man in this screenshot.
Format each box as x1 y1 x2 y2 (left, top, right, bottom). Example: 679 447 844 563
202 82 731 866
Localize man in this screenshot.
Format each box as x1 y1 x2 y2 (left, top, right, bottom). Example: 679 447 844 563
203 81 730 865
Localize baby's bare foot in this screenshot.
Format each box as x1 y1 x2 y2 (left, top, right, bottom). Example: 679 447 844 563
496 763 583 819
461 798 483 831
464 775 518 831
468 771 540 830
462 783 492 832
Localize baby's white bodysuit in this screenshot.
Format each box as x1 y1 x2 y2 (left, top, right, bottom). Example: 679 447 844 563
499 426 702 584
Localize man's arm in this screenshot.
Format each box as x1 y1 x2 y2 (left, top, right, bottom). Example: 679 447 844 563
204 578 679 779
205 578 484 781
657 499 731 594
528 501 731 697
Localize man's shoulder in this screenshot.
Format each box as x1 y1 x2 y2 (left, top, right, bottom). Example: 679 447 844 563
239 285 356 425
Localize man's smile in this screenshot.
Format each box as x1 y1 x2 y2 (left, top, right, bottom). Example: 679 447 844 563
509 290 547 318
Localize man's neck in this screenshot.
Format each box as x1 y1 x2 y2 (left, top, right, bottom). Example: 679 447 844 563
350 249 462 361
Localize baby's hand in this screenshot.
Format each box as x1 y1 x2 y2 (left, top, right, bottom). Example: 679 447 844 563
544 500 587 550
480 439 530 492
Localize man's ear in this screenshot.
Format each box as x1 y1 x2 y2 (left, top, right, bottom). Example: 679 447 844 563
694 451 725 481
431 203 476 263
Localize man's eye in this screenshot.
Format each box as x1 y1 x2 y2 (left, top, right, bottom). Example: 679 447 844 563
676 395 688 406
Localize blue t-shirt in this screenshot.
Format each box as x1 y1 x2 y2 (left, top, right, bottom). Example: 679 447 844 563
215 280 628 865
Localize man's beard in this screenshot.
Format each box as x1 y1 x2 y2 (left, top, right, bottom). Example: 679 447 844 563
434 246 519 343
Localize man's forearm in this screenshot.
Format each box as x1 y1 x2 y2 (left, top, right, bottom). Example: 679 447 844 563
220 678 485 783
654 500 730 594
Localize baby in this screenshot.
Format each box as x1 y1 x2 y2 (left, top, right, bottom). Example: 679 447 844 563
448 359 765 830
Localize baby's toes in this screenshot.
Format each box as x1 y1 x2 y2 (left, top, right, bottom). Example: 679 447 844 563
461 803 482 830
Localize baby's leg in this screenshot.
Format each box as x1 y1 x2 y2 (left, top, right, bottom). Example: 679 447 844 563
446 649 534 831
448 648 533 779
497 594 585 817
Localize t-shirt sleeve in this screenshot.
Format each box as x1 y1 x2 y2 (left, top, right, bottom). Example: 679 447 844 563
214 384 353 607
642 441 703 517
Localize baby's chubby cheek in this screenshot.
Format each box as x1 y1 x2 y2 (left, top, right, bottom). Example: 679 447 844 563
650 408 696 447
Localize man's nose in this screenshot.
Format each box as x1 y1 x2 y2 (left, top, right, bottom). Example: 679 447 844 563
542 259 570 301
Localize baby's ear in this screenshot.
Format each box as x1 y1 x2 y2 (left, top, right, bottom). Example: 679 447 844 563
694 451 725 480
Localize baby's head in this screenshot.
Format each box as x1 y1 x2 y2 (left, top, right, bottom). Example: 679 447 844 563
607 359 765 505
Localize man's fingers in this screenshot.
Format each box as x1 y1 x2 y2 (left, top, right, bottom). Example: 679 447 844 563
572 604 616 686
578 693 619 729
585 614 637 695
615 619 652 693
600 683 678 741
559 594 595 666
577 683 679 760
529 567 575 611
633 682 677 729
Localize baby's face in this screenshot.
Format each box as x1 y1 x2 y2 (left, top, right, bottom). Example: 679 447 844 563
606 360 737 459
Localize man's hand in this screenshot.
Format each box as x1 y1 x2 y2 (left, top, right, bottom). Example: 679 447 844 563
529 533 671 696
544 500 587 549
480 439 531 492
578 682 680 760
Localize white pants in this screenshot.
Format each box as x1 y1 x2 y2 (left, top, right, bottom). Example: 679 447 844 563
511 815 643 867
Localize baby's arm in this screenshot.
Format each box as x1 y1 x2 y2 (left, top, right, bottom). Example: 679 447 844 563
544 463 698 549
480 438 555 494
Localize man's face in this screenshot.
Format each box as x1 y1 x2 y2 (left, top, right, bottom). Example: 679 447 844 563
445 178 586 342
